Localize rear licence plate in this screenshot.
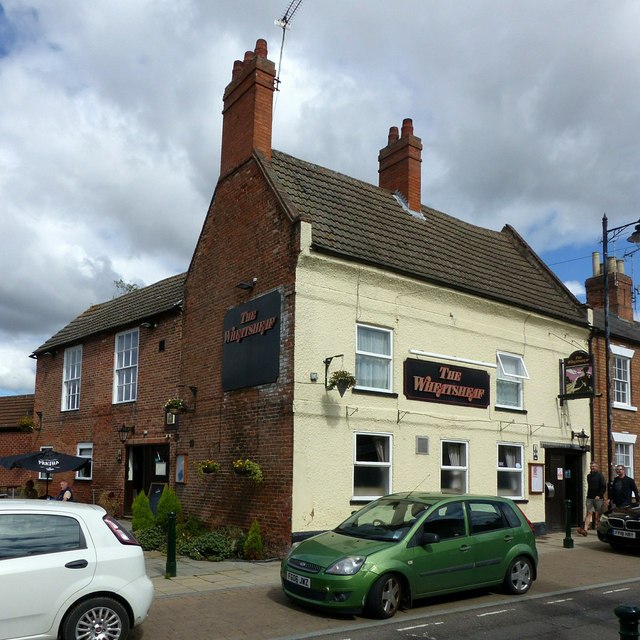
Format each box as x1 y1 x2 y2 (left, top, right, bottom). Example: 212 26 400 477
287 571 311 588
612 529 636 539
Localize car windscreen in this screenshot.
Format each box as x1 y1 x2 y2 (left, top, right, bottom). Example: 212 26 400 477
335 499 433 541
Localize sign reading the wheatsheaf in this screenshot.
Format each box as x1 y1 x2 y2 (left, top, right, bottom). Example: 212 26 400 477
403 358 490 408
560 350 594 399
222 290 280 391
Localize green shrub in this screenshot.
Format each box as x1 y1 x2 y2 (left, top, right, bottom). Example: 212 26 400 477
179 531 235 561
155 486 182 531
177 515 209 540
135 526 166 551
242 519 263 561
131 490 155 531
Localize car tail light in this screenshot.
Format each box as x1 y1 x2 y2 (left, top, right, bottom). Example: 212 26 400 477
103 514 141 545
515 504 535 533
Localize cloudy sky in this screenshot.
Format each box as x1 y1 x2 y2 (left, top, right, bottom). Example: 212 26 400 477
1 0 640 396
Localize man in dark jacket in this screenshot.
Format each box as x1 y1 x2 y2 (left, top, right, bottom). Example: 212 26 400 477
609 465 639 509
577 462 607 536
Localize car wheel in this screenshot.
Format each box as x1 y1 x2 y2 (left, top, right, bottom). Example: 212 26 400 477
62 597 130 640
503 556 533 595
366 574 402 619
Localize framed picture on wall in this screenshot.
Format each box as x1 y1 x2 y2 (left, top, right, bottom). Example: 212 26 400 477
175 454 187 484
529 463 544 494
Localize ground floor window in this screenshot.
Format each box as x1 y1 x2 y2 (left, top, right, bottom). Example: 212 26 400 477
353 432 392 500
75 442 93 480
441 440 467 494
497 443 523 498
615 442 634 478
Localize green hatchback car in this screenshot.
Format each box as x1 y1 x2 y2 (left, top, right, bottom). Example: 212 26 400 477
281 493 538 618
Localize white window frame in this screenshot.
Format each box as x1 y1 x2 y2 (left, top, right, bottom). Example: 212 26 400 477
497 442 524 499
37 446 53 481
440 440 468 494
613 432 637 478
496 352 529 410
352 432 392 501
75 442 93 480
113 328 139 403
611 344 636 410
355 324 393 392
61 345 82 411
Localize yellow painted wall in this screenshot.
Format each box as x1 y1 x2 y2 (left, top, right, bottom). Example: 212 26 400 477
292 224 590 532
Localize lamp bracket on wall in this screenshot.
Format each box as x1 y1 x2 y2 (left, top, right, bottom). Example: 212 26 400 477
323 354 344 389
571 428 590 451
117 424 135 444
346 406 358 418
236 277 257 290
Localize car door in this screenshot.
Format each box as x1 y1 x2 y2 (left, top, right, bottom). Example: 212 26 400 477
408 500 474 597
466 499 512 585
0 512 96 640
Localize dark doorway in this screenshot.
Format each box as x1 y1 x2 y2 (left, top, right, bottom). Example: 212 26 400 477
544 449 584 529
123 444 170 515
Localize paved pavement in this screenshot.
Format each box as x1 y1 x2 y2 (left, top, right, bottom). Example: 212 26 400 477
134 530 640 639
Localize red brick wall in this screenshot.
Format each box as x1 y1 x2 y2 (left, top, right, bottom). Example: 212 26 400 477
178 158 298 555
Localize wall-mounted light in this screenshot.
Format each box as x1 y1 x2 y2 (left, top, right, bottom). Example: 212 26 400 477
235 277 257 290
533 444 539 461
116 448 122 464
140 321 157 329
571 429 590 451
117 424 135 444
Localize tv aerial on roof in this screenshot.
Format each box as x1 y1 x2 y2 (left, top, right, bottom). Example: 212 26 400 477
274 0 305 92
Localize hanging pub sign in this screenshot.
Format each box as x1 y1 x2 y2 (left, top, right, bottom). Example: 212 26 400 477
560 350 594 400
403 358 490 408
222 290 280 391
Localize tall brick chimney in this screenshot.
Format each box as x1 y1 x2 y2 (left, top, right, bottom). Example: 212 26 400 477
378 118 423 211
220 39 276 178
585 251 634 322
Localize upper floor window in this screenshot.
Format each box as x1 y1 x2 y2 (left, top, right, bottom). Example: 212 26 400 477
497 443 524 498
496 352 529 410
353 432 392 500
611 344 635 409
62 345 82 411
113 328 139 403
356 324 392 392
75 443 93 480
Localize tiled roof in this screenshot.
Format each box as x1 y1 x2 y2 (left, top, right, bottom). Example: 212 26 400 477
33 273 186 355
266 150 587 326
591 309 640 344
0 394 34 430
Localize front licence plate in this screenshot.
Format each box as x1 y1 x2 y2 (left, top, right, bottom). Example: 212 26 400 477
287 571 311 588
612 529 636 539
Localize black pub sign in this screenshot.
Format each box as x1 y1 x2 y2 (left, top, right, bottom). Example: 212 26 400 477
404 358 490 408
222 290 280 391
560 350 594 399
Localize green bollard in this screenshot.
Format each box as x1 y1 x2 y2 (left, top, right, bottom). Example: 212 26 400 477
563 499 574 549
615 604 640 639
165 511 177 578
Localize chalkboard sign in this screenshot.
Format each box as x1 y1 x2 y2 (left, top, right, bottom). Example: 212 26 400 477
148 483 167 516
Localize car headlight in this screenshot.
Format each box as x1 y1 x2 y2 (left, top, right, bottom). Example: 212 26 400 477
325 556 366 575
600 514 608 524
284 542 301 560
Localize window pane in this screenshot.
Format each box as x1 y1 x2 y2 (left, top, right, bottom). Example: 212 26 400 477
497 379 520 407
357 326 391 356
356 434 389 462
354 433 391 498
0 514 84 558
353 466 388 497
114 330 139 403
356 353 390 389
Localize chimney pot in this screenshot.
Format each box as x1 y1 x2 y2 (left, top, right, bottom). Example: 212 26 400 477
388 127 399 144
255 39 268 58
401 118 414 137
232 60 243 79
244 50 253 63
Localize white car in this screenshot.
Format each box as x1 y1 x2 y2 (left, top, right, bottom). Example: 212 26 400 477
0 500 153 640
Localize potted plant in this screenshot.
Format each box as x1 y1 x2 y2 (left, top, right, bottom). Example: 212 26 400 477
327 370 357 397
197 460 221 478
163 398 187 414
16 416 35 432
232 458 263 483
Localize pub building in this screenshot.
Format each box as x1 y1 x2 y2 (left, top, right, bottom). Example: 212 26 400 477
5 39 596 552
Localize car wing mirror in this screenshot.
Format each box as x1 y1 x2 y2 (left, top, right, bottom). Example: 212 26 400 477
420 532 440 545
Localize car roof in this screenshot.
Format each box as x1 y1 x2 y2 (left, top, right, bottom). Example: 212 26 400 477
0 499 106 516
381 493 513 503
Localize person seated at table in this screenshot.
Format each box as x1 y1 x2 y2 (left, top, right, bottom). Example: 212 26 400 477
20 479 38 499
56 480 74 502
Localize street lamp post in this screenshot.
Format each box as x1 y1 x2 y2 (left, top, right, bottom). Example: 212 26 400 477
601 214 640 488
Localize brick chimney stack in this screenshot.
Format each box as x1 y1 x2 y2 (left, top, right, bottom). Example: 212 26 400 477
585 251 634 321
378 118 423 211
220 39 276 178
